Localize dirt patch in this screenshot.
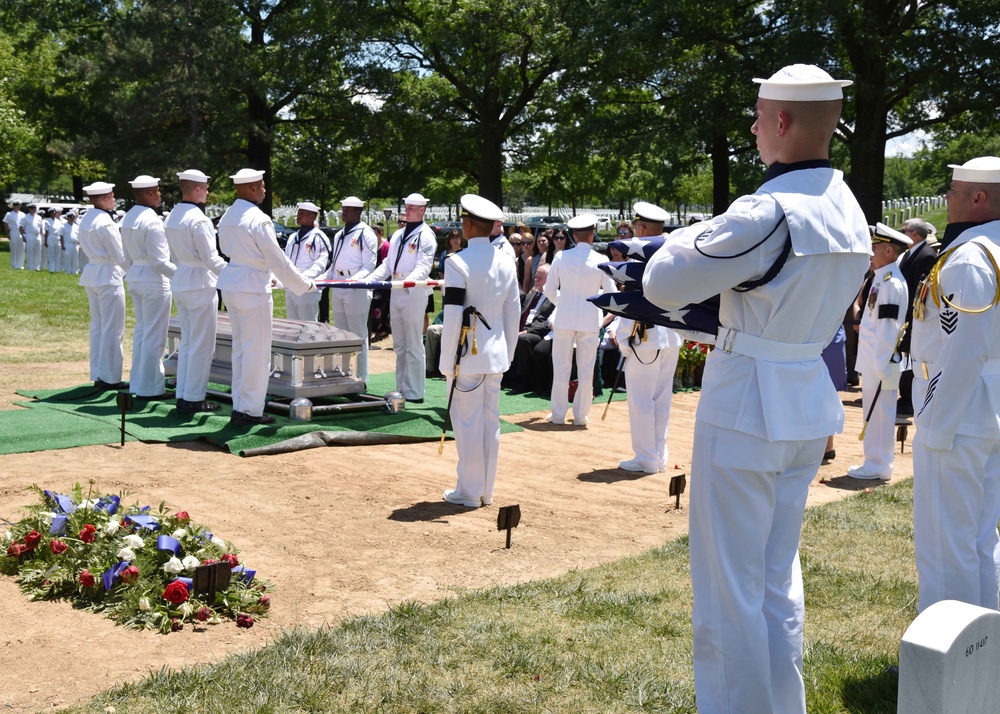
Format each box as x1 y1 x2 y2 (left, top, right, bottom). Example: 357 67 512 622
0 345 907 712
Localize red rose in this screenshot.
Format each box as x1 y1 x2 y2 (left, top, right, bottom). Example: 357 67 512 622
259 595 270 609
23 530 41 549
78 524 97 544
162 580 189 605
49 539 68 555
121 565 139 585
202 558 217 565
6 543 26 558
236 614 254 629
196 606 212 622
221 553 239 569
174 511 190 523
171 618 184 632
79 570 96 588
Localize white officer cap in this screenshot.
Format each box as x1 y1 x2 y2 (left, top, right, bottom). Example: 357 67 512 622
753 64 853 102
83 181 115 196
567 214 599 230
128 175 160 189
459 194 503 222
633 201 670 224
297 201 320 213
871 222 912 247
229 168 266 184
403 192 429 206
341 196 365 208
115 209 125 218
176 169 209 183
948 156 1000 184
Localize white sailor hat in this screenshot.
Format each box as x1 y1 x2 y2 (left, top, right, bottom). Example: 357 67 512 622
403 192 429 206
871 222 912 247
297 201 320 214
176 169 209 183
128 175 160 189
948 156 1000 184
633 201 670 224
460 194 503 222
341 196 364 208
753 64 853 102
83 181 115 196
229 168 266 184
567 213 599 230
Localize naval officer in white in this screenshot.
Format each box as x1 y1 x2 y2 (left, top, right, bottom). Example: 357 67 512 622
643 65 870 714
4 200 24 269
911 156 1000 612
282 201 330 322
439 194 520 508
217 169 318 426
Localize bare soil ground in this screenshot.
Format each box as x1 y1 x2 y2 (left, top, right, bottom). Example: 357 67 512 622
0 344 906 712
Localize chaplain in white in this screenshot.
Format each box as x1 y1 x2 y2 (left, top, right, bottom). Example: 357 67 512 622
217 168 318 425
121 175 176 398
642 65 870 714
849 223 911 480
542 213 616 426
326 195 378 381
4 201 24 270
20 204 42 271
59 210 81 274
439 194 520 507
911 156 1000 613
78 181 130 389
610 202 683 474
165 169 228 414
365 192 437 400
281 201 330 322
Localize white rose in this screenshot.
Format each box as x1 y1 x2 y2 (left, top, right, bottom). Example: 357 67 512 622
4 530 12 542
122 534 144 550
104 520 121 535
171 529 186 540
182 555 200 571
41 512 58 526
116 547 137 562
240 591 255 604
210 536 225 549
78 499 99 509
179 602 193 618
138 597 151 612
163 557 183 574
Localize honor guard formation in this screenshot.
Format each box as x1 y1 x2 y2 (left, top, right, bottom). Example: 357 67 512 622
6 61 1000 714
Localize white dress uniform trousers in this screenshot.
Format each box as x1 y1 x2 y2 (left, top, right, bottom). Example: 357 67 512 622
283 226 330 321
217 199 316 417
5 209 24 269
543 242 616 424
122 205 176 397
78 209 130 384
21 213 42 271
643 165 870 714
46 217 63 272
368 222 437 399
439 237 520 504
911 221 1000 612
326 222 378 381
60 222 80 274
166 202 227 403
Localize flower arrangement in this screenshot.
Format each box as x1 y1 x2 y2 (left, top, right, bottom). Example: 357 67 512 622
675 341 711 389
0 482 270 634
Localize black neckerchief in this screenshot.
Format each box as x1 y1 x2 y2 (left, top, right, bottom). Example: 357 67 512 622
289 226 315 263
940 221 990 251
763 159 832 182
179 200 206 211
331 222 359 269
394 221 423 274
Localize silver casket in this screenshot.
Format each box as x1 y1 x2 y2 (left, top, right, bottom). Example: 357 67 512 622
163 314 366 400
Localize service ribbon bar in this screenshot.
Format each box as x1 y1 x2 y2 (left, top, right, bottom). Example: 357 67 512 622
315 279 445 291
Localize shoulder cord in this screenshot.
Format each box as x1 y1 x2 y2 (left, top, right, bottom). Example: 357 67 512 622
928 243 1000 314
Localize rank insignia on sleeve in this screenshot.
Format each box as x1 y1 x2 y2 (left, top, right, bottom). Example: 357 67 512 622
940 295 958 334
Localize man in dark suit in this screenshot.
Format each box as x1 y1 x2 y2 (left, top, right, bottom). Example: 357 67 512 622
897 217 939 416
504 263 554 393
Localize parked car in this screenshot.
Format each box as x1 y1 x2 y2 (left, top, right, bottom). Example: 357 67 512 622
272 221 296 249
525 215 566 229
429 220 462 240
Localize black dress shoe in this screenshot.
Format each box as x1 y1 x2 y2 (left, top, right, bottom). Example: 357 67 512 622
230 411 276 425
823 449 836 462
177 399 221 414
95 380 129 390
406 398 424 404
138 392 169 401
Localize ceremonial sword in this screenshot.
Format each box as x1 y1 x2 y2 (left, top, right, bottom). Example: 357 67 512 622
859 321 909 441
439 306 491 454
602 321 641 421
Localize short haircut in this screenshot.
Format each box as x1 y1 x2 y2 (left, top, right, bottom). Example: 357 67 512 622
902 218 929 240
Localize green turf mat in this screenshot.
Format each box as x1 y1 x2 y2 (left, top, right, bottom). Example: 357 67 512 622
0 404 136 455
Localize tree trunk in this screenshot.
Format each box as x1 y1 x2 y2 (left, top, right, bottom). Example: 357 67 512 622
847 71 889 222
710 131 730 216
246 91 273 215
477 127 503 206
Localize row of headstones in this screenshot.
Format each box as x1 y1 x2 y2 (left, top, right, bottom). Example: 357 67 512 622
882 196 945 227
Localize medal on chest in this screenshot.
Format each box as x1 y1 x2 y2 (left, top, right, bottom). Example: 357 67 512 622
867 285 879 315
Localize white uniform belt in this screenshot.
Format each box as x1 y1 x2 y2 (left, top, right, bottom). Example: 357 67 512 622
178 261 204 269
716 326 824 362
132 259 152 266
333 266 362 277
88 258 115 265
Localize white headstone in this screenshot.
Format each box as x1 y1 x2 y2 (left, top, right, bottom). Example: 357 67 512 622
898 600 1000 714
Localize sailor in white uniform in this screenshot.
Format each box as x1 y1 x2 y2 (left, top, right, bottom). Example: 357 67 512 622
121 175 175 399
4 201 24 269
20 204 42 271
439 194 520 508
543 213 616 426
326 195 378 381
59 210 81 274
849 223 911 480
44 207 63 273
643 65 870 714
282 201 330 322
911 156 1000 612
78 182 130 389
366 192 437 401
217 169 318 426
611 202 683 474
165 169 227 415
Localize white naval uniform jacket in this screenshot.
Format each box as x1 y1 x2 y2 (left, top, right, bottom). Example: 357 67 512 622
367 222 436 302
78 209 128 288
856 260 908 379
59 221 79 246
911 220 1000 451
643 167 871 442
216 199 314 297
20 213 41 240
326 222 378 279
122 205 175 285
283 226 330 282
165 202 227 291
543 243 616 332
439 236 520 376
3 209 21 238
